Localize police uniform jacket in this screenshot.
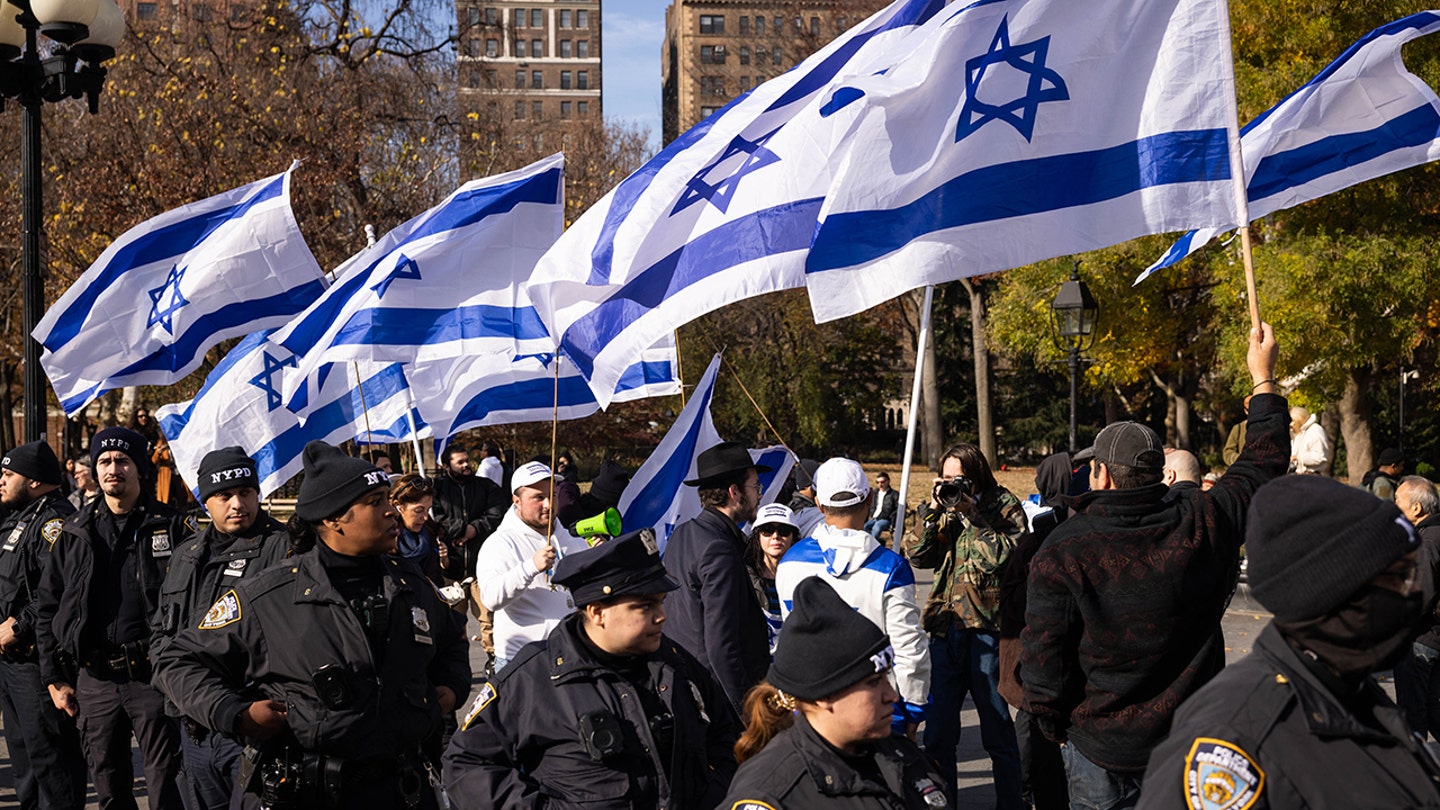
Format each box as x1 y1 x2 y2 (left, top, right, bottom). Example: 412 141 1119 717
149 513 290 668
34 496 192 685
151 547 470 761
720 713 951 810
0 491 75 658
443 612 739 810
1137 623 1440 809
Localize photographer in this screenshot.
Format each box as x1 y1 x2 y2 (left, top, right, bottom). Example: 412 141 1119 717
903 443 1027 809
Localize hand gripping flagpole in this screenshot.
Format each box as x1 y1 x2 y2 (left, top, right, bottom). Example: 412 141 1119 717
1215 2 1262 331
895 285 935 545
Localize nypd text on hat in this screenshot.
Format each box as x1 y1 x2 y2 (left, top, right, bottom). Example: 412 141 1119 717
98 438 130 450
210 467 255 484
363 471 387 486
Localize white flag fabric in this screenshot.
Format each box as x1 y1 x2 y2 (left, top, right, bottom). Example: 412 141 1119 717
405 338 681 441
1138 10 1440 282
271 154 564 401
35 164 325 415
618 355 724 550
804 0 1244 320
155 331 425 499
528 0 945 405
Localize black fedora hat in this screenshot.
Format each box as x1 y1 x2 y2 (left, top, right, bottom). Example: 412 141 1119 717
683 441 772 487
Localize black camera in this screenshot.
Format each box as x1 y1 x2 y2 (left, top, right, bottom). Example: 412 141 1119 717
935 476 975 509
579 709 624 761
311 665 353 711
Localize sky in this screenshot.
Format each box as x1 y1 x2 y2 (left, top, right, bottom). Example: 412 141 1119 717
600 0 666 151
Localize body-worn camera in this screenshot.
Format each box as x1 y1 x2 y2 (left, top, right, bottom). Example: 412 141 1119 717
935 476 976 509
312 664 354 711
579 709 624 761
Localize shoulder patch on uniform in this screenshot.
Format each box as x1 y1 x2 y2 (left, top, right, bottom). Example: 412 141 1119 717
184 515 199 533
198 590 243 630
1184 737 1263 810
41 518 63 547
460 682 497 730
730 802 778 810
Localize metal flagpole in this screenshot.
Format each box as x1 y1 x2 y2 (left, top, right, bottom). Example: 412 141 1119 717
894 285 935 543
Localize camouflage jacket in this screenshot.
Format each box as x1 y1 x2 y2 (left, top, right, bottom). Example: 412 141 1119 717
905 487 1026 634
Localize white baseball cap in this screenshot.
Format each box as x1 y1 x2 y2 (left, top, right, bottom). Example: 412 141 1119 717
753 503 798 531
511 461 554 494
814 458 871 508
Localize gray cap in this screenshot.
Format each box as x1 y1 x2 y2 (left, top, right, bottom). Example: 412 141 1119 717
1091 422 1164 470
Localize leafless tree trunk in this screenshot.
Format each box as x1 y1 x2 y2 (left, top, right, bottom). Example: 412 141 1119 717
960 278 995 468
922 316 942 471
1337 368 1374 484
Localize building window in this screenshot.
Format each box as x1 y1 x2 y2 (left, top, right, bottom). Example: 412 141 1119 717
739 15 748 35
513 7 524 27
699 15 724 34
837 16 848 30
136 1 156 18
468 71 480 89
532 70 543 88
531 9 542 27
485 7 497 25
559 8 571 27
700 105 718 118
532 100 543 118
532 38 543 56
467 6 479 25
739 46 749 65
515 69 525 88
754 15 764 35
774 47 783 64
577 70 588 89
741 75 750 88
485 69 497 85
485 39 498 57
514 39 526 57
700 76 726 97
576 9 588 28
560 101 572 119
700 45 727 64
559 39 571 57
577 40 589 58
810 16 820 36
560 70 572 89
191 3 211 20
515 100 526 119
772 16 781 32
534 133 544 149
578 100 589 117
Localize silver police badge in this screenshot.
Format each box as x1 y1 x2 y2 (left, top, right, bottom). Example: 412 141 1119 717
151 530 172 557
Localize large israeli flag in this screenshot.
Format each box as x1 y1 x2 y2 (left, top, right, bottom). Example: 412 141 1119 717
35 164 326 415
155 331 425 499
271 154 564 400
528 0 945 405
1138 10 1440 282
804 0 1244 320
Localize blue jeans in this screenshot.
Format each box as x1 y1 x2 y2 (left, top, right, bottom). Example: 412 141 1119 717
1062 743 1141 810
864 519 892 539
1394 641 1440 740
180 728 243 810
924 629 1023 809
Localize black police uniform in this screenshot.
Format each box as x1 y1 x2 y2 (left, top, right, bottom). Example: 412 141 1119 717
721 713 951 809
35 494 194 810
1138 623 1440 809
150 513 290 810
152 545 471 810
0 490 87 809
444 613 738 809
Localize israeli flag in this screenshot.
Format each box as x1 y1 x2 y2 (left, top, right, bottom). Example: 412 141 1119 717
271 154 565 401
1139 10 1440 282
804 0 1244 320
35 164 326 415
155 331 426 499
528 0 944 405
619 354 724 550
405 338 681 440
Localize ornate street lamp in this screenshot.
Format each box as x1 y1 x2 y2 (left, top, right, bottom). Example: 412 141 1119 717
0 0 122 442
1050 262 1099 453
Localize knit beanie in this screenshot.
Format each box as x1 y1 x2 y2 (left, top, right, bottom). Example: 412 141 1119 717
769 577 894 701
2 440 62 486
90 427 150 473
196 446 259 501
588 460 631 506
294 441 389 522
1246 475 1420 621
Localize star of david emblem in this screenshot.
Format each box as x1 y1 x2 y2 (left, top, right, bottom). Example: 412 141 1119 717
956 16 1069 143
671 127 783 216
249 351 297 412
146 265 191 335
371 253 421 298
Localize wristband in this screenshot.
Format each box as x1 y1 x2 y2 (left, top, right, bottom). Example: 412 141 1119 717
1251 378 1275 391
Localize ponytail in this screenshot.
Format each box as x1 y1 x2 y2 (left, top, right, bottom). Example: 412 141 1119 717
286 513 319 555
734 682 798 764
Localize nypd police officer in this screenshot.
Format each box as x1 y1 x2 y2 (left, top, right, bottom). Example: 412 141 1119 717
444 528 739 809
36 426 193 810
153 441 470 809
722 577 952 809
0 441 87 809
150 447 291 810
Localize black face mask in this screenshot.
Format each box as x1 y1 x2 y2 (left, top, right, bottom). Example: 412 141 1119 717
1277 583 1426 681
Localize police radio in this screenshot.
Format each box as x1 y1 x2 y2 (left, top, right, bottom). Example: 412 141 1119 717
571 508 623 547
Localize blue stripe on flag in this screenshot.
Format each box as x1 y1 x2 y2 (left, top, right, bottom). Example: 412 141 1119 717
364 409 425 443
561 198 823 378
1247 104 1440 203
43 175 287 350
753 448 789 492
447 374 599 435
614 360 676 392
251 363 410 482
156 331 273 439
330 304 552 347
630 382 719 541
805 129 1232 274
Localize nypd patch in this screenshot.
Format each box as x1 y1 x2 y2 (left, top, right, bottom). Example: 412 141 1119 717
199 591 243 630
730 802 778 810
1185 738 1263 810
41 518 63 547
461 682 498 730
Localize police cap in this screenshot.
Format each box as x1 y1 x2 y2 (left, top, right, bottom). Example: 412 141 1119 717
553 528 678 606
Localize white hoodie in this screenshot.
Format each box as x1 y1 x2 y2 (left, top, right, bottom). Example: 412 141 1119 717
1292 414 1331 474
474 507 591 660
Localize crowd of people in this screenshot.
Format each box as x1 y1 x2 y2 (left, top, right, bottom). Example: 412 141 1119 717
1 321 1439 809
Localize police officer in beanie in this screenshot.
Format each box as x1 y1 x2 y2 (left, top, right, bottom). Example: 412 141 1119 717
1138 476 1440 809
35 426 194 810
153 441 470 810
444 528 739 809
0 441 87 809
723 576 951 809
149 447 290 810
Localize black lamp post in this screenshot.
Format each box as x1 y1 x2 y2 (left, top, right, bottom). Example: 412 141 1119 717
1 0 122 442
1051 263 1099 453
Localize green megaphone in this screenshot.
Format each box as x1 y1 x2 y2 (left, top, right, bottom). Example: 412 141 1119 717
573 507 623 546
